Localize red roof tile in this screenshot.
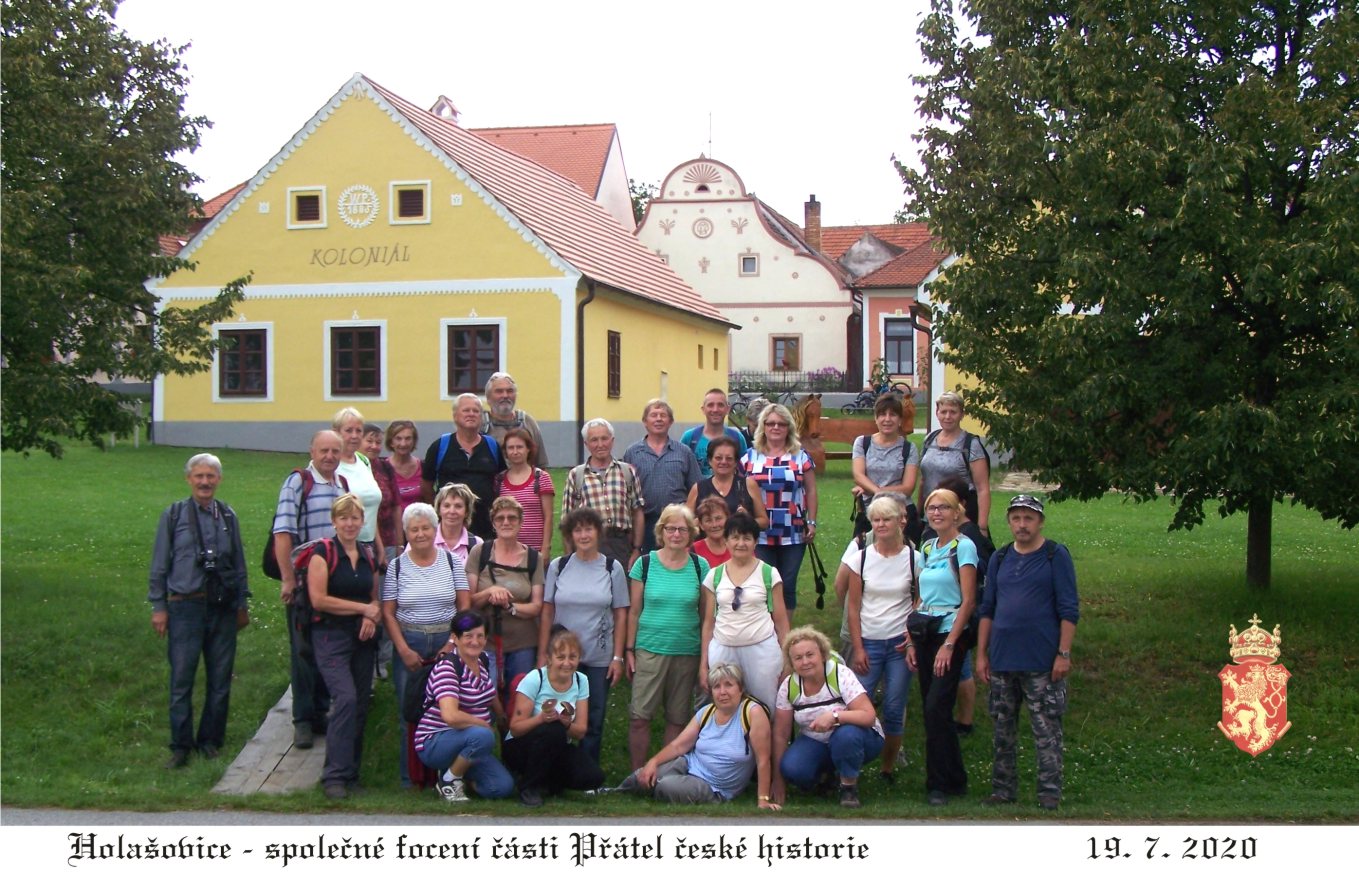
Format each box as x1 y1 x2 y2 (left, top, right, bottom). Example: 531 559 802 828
468 124 616 199
820 223 934 262
364 78 729 326
852 238 952 287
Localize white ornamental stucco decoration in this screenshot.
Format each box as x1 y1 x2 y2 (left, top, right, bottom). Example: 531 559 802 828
337 184 380 228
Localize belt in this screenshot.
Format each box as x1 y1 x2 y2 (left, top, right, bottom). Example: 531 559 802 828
400 621 452 634
167 592 206 602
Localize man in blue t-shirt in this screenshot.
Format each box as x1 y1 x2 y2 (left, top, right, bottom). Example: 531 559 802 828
679 389 749 477
976 494 1079 811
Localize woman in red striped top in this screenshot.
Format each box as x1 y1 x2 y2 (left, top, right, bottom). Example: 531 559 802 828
495 428 555 562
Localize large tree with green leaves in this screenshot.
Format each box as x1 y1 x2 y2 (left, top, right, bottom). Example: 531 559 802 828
2 0 246 457
902 0 1358 587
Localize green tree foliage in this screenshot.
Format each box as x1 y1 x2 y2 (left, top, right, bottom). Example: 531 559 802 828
629 178 657 225
1 0 247 456
902 0 1359 586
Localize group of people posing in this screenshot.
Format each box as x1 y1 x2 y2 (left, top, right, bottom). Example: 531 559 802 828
148 378 1078 812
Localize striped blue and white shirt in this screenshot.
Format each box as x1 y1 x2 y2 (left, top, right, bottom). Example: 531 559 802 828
381 550 468 626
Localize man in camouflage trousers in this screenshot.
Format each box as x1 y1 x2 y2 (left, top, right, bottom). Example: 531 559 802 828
975 495 1079 811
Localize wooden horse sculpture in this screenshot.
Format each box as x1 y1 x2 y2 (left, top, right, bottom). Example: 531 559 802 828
794 394 826 474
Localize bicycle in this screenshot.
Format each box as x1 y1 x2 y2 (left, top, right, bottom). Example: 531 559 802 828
844 380 910 415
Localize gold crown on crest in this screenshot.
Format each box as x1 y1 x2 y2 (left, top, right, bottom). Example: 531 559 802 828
1228 614 1282 664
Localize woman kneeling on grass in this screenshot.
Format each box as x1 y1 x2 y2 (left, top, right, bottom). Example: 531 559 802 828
771 627 885 809
611 663 779 809
414 610 513 803
503 626 605 807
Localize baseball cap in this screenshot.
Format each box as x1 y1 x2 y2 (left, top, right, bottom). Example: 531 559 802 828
1007 494 1045 515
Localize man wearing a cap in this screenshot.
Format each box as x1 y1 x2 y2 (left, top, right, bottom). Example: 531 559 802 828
975 494 1078 810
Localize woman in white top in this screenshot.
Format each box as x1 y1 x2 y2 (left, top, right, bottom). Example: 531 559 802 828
845 493 915 781
333 407 385 560
380 502 469 787
770 626 884 809
698 511 790 710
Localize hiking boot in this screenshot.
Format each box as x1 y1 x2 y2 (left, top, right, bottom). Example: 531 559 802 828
983 793 1016 806
164 749 190 770
1038 795 1060 811
927 790 948 806
323 783 348 801
519 787 544 808
435 774 468 803
839 784 861 809
293 723 314 749
199 744 220 760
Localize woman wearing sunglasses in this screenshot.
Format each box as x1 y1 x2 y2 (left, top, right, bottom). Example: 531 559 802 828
698 511 790 711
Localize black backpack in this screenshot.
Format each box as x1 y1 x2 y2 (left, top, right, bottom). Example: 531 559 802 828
401 650 492 724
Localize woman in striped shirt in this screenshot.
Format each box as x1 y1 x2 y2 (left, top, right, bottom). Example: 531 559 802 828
381 503 469 787
494 428 555 563
414 610 514 802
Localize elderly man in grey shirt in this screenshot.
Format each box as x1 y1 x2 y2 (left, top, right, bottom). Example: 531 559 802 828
148 453 251 768
481 372 549 468
623 398 702 552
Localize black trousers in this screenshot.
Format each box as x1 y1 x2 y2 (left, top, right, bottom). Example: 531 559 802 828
503 720 605 794
916 632 968 795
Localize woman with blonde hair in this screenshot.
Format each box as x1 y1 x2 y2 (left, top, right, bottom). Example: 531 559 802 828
741 403 817 612
770 626 884 809
626 503 708 769
910 487 979 806
332 407 385 564
918 391 991 536
432 483 481 562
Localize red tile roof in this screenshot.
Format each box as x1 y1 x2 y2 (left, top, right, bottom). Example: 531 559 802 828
852 238 952 287
159 182 250 255
820 222 934 262
468 124 616 199
364 77 729 326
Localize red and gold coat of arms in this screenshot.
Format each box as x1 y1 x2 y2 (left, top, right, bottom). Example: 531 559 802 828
1217 614 1291 756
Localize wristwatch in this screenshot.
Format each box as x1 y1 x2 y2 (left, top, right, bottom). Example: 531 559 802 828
1057 650 1071 659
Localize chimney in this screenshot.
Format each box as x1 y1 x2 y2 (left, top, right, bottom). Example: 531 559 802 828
804 194 822 251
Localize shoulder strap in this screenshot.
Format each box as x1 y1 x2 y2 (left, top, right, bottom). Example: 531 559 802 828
689 552 702 584
533 467 543 495
640 551 651 585
921 429 941 455
481 434 500 464
994 542 1015 572
436 433 452 472
552 552 572 577
697 702 717 731
680 427 698 452
1044 539 1058 561
604 554 616 576
568 464 586 499
762 561 774 611
826 659 841 696
477 541 493 580
711 563 725 590
527 546 540 578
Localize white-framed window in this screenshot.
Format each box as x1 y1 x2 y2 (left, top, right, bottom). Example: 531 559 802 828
389 180 431 225
287 186 327 229
212 322 274 403
323 320 387 401
882 317 916 375
739 253 760 276
440 317 506 399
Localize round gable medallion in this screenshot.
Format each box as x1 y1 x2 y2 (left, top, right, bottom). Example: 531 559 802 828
337 185 379 228
692 217 714 239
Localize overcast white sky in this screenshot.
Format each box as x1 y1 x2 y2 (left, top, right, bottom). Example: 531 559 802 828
117 0 933 227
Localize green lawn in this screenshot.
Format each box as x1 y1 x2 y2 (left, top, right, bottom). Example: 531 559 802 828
2 441 1356 820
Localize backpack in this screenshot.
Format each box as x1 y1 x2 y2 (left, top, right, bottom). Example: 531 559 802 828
920 429 991 481
401 650 493 725
261 468 348 580
288 537 377 633
434 432 501 473
638 551 703 586
708 561 776 612
992 540 1059 572
696 695 768 754
495 466 545 497
476 541 541 585
551 551 617 578
785 652 848 706
856 532 916 601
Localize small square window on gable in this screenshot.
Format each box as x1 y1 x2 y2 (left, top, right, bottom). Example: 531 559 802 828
390 180 431 225
739 254 759 276
288 186 326 229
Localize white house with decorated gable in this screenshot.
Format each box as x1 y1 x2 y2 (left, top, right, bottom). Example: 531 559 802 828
635 158 853 379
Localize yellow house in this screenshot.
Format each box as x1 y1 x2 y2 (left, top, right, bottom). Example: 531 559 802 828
150 74 733 464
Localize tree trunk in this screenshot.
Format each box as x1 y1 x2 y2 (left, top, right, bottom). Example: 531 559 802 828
1246 498 1272 588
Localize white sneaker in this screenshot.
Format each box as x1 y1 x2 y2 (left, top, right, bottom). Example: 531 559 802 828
435 774 468 802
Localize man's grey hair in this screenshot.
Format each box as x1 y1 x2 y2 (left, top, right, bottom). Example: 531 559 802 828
484 372 517 400
185 453 222 475
453 392 482 411
581 417 614 439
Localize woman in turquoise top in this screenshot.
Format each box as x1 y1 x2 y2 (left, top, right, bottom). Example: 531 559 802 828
908 487 978 806
626 503 708 770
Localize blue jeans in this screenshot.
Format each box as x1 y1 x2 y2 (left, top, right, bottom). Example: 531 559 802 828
418 725 514 799
166 599 239 752
579 662 611 764
756 542 806 612
780 725 884 787
287 603 330 727
392 626 450 786
312 622 376 786
853 635 912 735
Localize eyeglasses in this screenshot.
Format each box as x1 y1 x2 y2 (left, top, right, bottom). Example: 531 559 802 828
764 421 789 428
662 525 690 535
731 586 744 611
493 514 521 524
925 504 953 513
